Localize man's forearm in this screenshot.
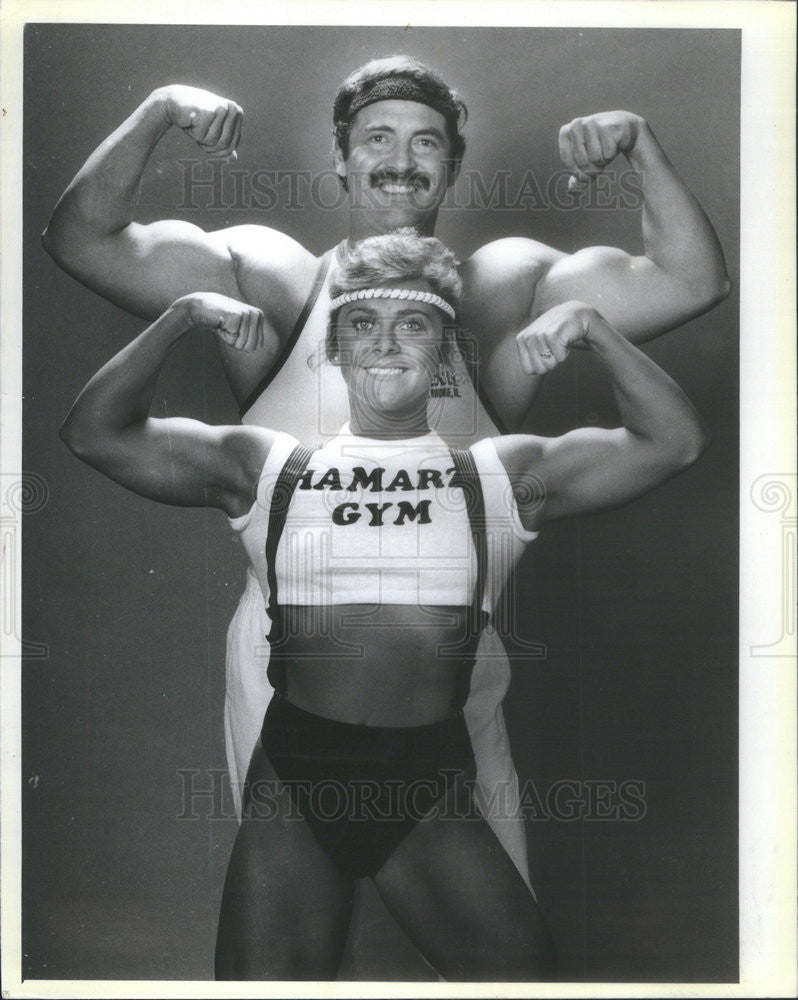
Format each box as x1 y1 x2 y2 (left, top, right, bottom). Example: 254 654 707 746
530 111 731 349
43 90 171 252
628 122 730 306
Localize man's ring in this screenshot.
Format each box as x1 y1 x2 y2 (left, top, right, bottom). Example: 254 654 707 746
541 350 553 358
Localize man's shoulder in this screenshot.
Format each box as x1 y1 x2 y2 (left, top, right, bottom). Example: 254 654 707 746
460 237 564 291
221 224 320 273
212 224 328 312
459 237 566 329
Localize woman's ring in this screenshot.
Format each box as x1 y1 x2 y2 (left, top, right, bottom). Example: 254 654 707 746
541 350 553 358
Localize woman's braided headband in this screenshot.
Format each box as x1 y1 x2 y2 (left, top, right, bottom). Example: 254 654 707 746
329 287 456 320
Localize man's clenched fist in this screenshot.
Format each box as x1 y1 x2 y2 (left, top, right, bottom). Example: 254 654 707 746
156 84 243 159
559 110 647 191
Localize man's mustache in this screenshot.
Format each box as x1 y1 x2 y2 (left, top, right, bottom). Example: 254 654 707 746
368 169 431 191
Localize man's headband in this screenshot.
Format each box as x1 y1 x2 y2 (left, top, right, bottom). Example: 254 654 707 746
329 287 457 320
343 78 452 123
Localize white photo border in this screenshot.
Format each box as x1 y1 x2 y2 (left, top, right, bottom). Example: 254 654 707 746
1 1 795 997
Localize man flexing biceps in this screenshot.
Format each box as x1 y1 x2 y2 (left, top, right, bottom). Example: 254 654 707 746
43 55 729 977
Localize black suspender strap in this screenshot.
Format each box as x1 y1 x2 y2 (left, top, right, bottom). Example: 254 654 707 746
446 447 489 709
264 444 314 642
443 448 489 711
239 249 334 418
449 447 488 627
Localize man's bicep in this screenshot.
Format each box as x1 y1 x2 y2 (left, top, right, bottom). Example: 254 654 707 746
82 220 243 319
533 246 691 342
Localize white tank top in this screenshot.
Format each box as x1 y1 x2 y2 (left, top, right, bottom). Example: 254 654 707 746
240 245 503 446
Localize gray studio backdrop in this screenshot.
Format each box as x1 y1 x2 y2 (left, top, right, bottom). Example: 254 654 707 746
23 23 739 981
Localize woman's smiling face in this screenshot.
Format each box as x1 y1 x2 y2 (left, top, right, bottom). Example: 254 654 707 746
333 280 447 425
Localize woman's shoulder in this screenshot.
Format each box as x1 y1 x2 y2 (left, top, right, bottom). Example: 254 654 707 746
224 427 306 527
473 434 547 478
470 437 542 539
221 426 303 484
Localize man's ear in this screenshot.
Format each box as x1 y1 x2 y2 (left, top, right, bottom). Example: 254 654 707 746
333 146 347 180
326 324 341 365
439 327 454 366
446 158 462 188
441 325 464 368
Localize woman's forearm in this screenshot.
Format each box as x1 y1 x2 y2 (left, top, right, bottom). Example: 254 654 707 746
502 301 710 527
60 293 267 510
60 300 191 456
61 291 266 462
586 313 709 461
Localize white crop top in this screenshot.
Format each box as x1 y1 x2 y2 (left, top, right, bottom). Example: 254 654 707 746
230 426 538 613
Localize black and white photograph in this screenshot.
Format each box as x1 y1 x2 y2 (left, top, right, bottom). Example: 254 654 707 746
1 1 795 995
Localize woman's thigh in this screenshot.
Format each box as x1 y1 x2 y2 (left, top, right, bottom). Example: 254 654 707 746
215 741 355 981
373 777 556 982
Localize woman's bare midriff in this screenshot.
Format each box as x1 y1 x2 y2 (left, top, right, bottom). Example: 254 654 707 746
269 604 480 727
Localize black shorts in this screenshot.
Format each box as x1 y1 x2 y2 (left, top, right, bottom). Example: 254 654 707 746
257 693 475 880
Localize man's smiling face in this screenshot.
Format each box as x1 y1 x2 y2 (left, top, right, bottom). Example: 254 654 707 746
335 100 454 231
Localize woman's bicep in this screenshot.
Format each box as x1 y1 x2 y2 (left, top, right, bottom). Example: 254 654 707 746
515 428 670 526
76 417 249 512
